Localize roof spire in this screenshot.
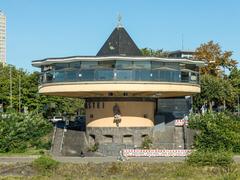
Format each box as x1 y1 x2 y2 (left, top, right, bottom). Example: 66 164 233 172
117 13 123 28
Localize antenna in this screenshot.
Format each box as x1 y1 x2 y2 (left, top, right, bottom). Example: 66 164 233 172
117 13 123 28
181 33 184 50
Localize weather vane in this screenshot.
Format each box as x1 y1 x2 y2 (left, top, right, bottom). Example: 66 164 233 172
117 13 123 28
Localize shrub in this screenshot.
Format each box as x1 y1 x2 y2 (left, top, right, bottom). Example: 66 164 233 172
32 155 59 173
189 112 240 153
0 111 52 153
88 142 99 152
141 136 152 149
187 150 233 166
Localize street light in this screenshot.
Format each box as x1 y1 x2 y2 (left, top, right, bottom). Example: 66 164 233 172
9 65 12 108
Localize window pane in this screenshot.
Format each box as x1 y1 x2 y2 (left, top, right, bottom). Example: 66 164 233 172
54 71 65 82
95 69 114 80
151 61 165 69
135 70 152 80
79 69 95 81
81 61 98 69
98 61 115 68
116 61 133 69
45 72 54 82
185 64 198 72
116 70 132 80
133 61 151 69
65 70 77 81
54 63 68 70
181 71 189 82
69 62 81 69
165 62 179 70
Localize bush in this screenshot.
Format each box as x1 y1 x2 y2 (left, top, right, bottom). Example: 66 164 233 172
189 112 240 153
0 111 52 153
88 142 99 152
32 155 59 173
187 150 233 166
141 136 152 149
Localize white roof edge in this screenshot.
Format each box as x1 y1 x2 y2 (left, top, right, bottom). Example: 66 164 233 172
32 56 205 67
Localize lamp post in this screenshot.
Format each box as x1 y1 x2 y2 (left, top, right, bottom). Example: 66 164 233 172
9 65 12 108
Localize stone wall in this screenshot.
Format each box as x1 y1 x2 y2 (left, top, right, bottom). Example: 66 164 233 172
87 127 152 149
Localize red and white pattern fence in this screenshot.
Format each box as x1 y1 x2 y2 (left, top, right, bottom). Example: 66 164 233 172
175 119 189 126
122 149 192 157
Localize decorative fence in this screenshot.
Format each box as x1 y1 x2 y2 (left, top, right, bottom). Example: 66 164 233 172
175 119 189 126
122 149 192 157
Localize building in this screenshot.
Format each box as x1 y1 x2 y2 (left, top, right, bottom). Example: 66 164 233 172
0 11 6 65
169 50 195 59
32 24 204 156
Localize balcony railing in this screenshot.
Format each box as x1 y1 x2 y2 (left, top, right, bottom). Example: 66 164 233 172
40 69 199 84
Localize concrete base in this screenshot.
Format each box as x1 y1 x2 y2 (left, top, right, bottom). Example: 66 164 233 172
87 127 153 155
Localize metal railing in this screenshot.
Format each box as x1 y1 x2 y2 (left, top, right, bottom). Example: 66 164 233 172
39 69 199 85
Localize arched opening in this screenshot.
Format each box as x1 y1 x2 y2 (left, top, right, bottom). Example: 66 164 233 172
89 134 96 146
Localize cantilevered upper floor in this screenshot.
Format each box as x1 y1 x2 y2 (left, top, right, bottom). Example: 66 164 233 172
32 26 205 98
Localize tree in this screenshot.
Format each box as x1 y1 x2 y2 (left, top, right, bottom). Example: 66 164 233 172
141 48 169 57
0 64 84 116
195 41 237 76
193 74 236 111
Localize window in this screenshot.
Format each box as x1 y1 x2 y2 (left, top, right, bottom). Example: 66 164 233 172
80 69 95 81
46 72 54 82
151 61 165 69
116 70 133 80
133 61 151 69
69 62 81 69
65 70 77 81
181 71 190 82
95 69 114 80
108 92 113 96
81 61 98 69
54 63 68 70
116 61 133 69
152 70 180 82
152 62 179 70
97 102 100 108
98 61 115 68
135 70 152 81
54 71 65 82
185 64 198 72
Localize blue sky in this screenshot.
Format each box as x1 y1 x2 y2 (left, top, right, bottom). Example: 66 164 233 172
0 0 240 71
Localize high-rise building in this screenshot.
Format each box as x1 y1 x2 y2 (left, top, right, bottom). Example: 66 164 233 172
0 11 6 65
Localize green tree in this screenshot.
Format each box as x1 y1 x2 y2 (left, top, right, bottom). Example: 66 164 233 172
194 74 236 111
141 48 169 57
0 64 84 116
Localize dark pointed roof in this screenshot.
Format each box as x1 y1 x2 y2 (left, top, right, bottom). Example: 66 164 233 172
97 27 142 56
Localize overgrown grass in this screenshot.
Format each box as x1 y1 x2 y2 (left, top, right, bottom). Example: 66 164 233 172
1 162 240 179
32 155 59 175
187 150 234 166
0 148 47 157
